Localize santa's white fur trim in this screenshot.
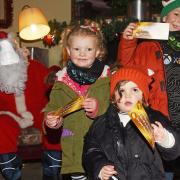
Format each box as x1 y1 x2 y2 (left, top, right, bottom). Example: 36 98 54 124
14 93 34 128
15 94 27 113
0 111 33 128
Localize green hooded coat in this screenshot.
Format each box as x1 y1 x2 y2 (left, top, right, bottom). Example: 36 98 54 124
45 76 110 174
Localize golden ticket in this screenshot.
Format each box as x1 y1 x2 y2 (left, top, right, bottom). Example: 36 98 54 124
49 96 85 118
133 22 169 40
128 101 155 149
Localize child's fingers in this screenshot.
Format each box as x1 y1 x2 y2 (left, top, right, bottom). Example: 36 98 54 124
100 166 117 180
154 121 163 128
54 118 63 129
45 114 62 128
83 98 93 107
83 99 97 111
45 120 56 128
123 23 138 39
151 123 157 128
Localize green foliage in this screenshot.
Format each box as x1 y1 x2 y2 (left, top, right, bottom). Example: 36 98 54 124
101 18 133 42
42 17 135 48
43 19 67 48
43 0 163 47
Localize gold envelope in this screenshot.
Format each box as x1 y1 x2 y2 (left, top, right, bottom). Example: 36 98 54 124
128 101 155 149
49 96 85 118
133 22 169 40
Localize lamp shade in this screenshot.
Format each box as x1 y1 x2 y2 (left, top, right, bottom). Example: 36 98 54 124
18 6 50 40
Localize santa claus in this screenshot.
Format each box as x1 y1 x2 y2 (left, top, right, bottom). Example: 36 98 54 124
0 31 61 180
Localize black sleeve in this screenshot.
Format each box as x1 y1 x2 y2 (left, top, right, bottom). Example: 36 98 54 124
82 120 113 179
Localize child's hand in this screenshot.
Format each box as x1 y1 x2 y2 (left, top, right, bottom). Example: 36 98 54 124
82 97 99 118
151 121 166 143
45 112 63 129
123 23 137 40
98 165 117 180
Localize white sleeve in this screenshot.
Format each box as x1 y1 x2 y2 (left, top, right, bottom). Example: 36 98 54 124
157 129 175 148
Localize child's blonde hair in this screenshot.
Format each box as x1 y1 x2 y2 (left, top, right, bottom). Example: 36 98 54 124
61 24 106 60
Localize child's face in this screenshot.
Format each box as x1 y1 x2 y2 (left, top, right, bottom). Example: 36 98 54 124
66 35 100 68
114 81 143 113
163 7 180 31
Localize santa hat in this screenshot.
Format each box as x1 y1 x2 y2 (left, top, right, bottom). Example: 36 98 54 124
161 0 180 18
110 67 151 102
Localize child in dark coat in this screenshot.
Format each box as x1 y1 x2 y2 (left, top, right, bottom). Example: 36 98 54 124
83 67 180 180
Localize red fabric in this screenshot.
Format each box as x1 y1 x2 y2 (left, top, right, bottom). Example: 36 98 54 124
0 60 61 153
0 31 8 39
118 37 169 117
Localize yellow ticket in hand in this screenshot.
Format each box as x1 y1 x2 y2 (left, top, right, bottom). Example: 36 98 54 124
133 22 169 40
50 96 85 118
128 101 155 149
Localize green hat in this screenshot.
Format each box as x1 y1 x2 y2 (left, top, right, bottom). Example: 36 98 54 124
161 0 180 18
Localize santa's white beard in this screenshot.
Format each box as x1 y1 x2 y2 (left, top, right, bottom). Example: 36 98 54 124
0 60 28 96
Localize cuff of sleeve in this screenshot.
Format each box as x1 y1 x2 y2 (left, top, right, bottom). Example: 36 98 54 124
157 130 175 148
98 169 103 179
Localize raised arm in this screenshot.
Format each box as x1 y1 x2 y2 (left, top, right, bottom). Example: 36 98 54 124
117 23 138 66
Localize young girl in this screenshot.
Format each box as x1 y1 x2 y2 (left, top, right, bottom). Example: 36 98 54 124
83 67 180 180
44 25 110 179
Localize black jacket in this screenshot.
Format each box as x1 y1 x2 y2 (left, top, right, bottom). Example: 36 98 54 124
83 105 180 180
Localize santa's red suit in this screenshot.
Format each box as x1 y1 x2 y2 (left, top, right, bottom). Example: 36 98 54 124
0 59 61 153
0 31 61 180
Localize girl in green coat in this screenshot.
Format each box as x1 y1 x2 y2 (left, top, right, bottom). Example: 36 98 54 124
44 24 110 179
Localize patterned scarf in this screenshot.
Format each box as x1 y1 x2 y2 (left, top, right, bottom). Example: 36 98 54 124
67 59 105 85
167 31 180 51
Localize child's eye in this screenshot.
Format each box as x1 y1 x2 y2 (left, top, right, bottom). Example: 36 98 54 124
119 89 124 93
87 48 93 51
173 12 179 16
73 48 79 51
133 88 139 92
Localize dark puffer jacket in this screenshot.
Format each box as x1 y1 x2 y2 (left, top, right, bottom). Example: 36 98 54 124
83 105 180 180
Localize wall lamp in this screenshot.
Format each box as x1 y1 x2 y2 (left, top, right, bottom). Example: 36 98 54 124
18 5 50 40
